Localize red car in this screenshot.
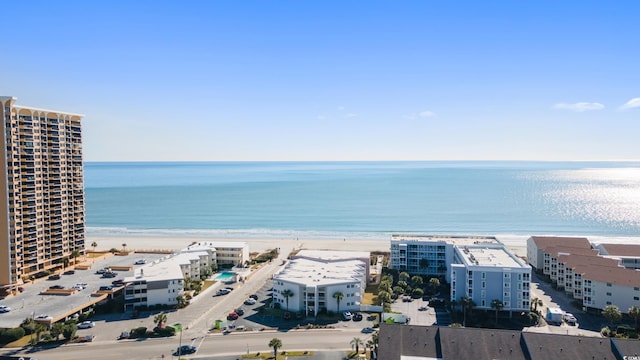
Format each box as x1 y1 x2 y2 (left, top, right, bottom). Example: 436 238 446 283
227 312 239 320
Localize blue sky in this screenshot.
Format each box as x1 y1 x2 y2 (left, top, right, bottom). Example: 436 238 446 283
1 1 638 161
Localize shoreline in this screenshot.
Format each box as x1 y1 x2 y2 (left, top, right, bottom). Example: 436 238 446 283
88 234 530 258
86 232 640 260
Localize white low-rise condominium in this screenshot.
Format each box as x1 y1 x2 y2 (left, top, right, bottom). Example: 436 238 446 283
272 253 368 316
124 257 185 311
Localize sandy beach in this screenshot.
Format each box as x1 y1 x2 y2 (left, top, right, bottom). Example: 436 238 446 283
88 235 529 258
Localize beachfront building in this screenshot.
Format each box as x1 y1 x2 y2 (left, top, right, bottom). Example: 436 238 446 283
272 254 367 315
450 243 532 313
526 236 592 277
292 250 371 283
390 234 502 282
526 236 640 313
124 258 185 311
596 243 640 270
0 96 85 296
182 241 249 268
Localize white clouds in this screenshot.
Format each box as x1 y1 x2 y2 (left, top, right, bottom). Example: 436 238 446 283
404 110 437 120
345 113 358 118
419 110 436 118
316 115 326 120
553 102 605 112
619 97 640 110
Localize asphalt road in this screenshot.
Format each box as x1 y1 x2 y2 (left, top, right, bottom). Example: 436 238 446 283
3 243 377 359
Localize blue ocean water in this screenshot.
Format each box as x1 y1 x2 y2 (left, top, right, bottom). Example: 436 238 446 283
84 161 640 241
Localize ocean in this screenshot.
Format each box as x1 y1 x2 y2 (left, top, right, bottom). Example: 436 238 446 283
84 161 640 243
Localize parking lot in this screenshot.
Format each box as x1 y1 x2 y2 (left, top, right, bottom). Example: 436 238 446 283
218 280 379 333
0 252 168 328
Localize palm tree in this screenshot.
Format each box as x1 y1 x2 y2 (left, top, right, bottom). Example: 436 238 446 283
71 249 81 265
411 275 423 288
629 305 640 330
91 241 98 252
50 322 64 340
154 312 168 328
399 271 410 283
34 322 47 343
282 289 294 311
333 291 344 313
121 243 127 252
269 337 283 357
460 296 475 327
350 337 364 354
531 297 543 313
491 299 504 325
602 305 622 327
429 277 440 294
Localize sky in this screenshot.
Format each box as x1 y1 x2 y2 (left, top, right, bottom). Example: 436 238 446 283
1 1 638 162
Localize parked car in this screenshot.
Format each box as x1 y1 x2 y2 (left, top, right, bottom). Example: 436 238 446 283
63 270 75 275
0 305 11 313
134 259 147 265
244 298 256 305
235 308 245 316
99 286 113 291
95 268 108 274
224 287 234 292
361 327 375 334
564 313 577 325
35 314 53 320
249 294 259 300
353 312 363 321
173 345 197 356
227 312 239 320
49 285 65 290
112 279 125 286
77 321 95 329
48 274 61 280
342 311 353 321
102 271 117 278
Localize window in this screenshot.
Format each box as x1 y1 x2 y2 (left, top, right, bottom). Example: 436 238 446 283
482 281 486 288
606 301 612 305
482 272 486 279
606 292 612 296
607 283 612 287
634 296 639 301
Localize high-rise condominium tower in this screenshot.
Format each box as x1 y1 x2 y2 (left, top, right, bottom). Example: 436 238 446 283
0 96 85 296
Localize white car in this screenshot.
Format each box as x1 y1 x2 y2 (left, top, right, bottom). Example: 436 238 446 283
0 305 11 313
135 259 147 265
35 314 53 320
244 298 256 305
77 321 95 329
72 285 85 291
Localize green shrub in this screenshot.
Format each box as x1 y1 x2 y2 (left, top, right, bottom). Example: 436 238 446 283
0 327 26 344
154 326 176 337
131 326 147 338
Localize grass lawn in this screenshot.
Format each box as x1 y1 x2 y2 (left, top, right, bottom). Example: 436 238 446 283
361 284 379 305
5 334 33 347
201 280 216 292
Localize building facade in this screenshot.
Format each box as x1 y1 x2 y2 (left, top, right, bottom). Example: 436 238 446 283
124 257 185 311
390 235 502 282
450 244 531 313
527 236 640 313
0 96 85 295
272 257 367 315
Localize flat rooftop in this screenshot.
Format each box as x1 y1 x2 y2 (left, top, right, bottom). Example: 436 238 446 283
458 245 525 268
126 255 184 282
274 258 366 286
294 249 370 261
182 241 248 252
392 234 500 247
